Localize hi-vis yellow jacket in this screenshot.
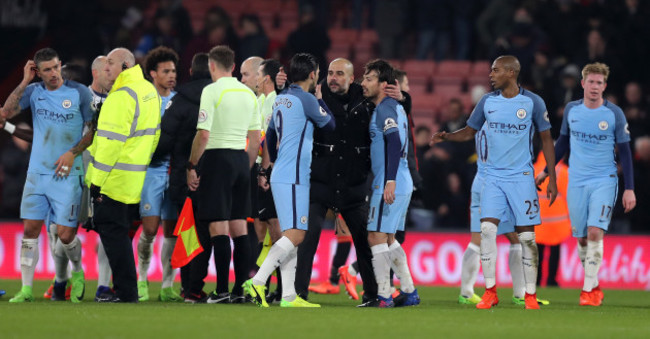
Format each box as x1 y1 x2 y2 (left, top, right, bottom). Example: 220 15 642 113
85 65 161 204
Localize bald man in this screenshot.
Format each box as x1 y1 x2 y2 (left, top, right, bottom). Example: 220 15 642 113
431 55 558 310
241 56 263 95
89 47 161 302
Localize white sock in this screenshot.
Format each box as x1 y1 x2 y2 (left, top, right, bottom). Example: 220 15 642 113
577 241 598 287
54 239 70 282
348 263 358 276
509 243 525 298
280 247 298 302
460 242 480 297
371 243 391 298
388 242 415 293
62 236 83 272
518 232 538 295
480 222 498 289
48 223 58 259
97 241 112 287
20 238 39 288
583 240 603 292
161 237 177 289
137 232 155 282
252 236 293 286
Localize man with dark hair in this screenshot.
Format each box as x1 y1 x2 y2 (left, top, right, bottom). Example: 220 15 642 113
3 48 95 303
254 58 283 302
153 52 212 296
432 55 558 310
137 45 181 302
186 45 261 303
361 59 419 308
244 53 335 308
276 57 409 306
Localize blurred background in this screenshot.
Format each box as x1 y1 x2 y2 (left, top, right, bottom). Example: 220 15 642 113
0 0 649 235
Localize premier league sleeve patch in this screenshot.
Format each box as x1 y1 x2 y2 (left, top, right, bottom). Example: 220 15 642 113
384 118 398 132
198 109 207 123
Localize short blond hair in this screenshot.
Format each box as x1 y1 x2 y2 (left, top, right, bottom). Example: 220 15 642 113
581 62 610 81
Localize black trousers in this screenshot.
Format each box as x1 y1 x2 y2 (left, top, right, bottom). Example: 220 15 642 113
537 244 560 286
296 202 378 299
94 195 138 302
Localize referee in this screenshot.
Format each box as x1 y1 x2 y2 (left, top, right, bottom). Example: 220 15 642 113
186 45 261 303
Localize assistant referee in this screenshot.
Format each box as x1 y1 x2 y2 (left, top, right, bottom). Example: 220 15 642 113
185 45 261 303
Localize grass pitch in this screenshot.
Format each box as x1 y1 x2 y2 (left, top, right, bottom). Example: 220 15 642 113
0 279 649 338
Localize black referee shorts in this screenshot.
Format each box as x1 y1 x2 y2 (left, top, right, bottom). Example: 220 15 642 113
196 149 250 222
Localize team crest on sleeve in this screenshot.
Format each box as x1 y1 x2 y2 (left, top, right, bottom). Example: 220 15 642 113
198 109 207 123
384 118 398 132
598 121 609 130
516 108 527 119
625 123 630 134
62 99 72 109
543 111 550 122
319 106 327 116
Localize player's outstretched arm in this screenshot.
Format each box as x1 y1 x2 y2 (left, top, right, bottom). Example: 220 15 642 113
539 130 558 206
1 60 36 120
1 120 34 142
430 126 477 146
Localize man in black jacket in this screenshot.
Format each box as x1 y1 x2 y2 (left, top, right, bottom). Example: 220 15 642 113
279 58 410 306
152 53 211 298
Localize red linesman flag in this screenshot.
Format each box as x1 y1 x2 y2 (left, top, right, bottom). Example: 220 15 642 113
171 197 203 268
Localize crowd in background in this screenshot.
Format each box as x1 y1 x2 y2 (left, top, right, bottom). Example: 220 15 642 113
0 0 648 233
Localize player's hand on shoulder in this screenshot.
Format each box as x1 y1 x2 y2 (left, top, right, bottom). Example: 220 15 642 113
430 131 447 145
276 67 287 90
385 81 403 102
23 60 36 85
384 181 396 205
622 189 636 213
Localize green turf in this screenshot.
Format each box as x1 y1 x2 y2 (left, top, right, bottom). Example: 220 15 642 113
1 279 649 338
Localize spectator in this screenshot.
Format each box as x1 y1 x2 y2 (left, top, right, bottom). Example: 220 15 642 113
287 4 330 80
630 136 650 233
415 0 451 61
134 10 182 61
437 172 468 228
375 0 406 59
238 14 269 61
622 82 650 145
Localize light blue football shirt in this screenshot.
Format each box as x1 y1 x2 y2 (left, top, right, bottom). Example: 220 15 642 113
19 80 93 175
269 84 332 185
467 88 551 179
148 90 176 173
561 99 630 186
369 97 413 195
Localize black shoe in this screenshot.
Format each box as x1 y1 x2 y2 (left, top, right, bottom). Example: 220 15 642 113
357 298 382 307
206 291 231 304
184 291 208 304
265 290 282 304
96 295 138 303
51 281 67 301
94 288 115 302
297 292 308 301
230 293 253 304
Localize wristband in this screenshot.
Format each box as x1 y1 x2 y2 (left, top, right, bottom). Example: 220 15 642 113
4 122 16 134
186 161 196 170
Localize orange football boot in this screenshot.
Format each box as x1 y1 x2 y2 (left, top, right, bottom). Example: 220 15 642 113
338 266 359 300
476 286 499 309
525 293 540 309
308 281 340 294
